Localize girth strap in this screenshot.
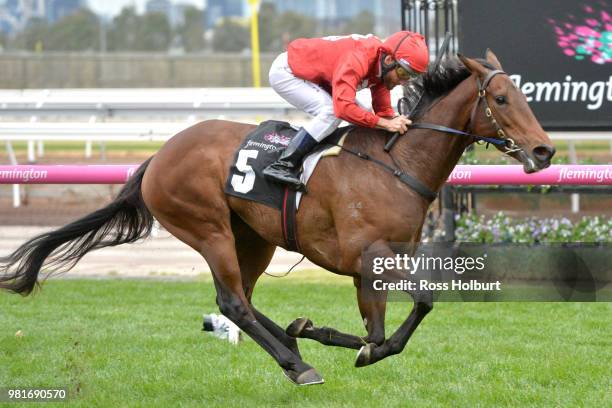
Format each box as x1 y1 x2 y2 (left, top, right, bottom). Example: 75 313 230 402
281 187 301 252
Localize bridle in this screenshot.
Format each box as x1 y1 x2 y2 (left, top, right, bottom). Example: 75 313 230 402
327 68 529 203
470 69 522 154
385 69 525 156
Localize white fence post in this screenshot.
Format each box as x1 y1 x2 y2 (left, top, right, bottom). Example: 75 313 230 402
568 141 580 213
37 140 44 157
12 185 21 208
86 116 97 158
5 140 21 208
27 140 36 162
85 141 93 158
28 116 38 163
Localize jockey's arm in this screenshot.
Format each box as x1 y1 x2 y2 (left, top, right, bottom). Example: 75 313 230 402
370 83 395 119
331 52 384 129
370 84 412 134
370 84 411 132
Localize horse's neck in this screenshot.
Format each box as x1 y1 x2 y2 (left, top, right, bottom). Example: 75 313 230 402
395 75 477 192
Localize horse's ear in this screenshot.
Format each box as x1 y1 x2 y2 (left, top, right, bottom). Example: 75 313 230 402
485 49 503 70
457 53 487 76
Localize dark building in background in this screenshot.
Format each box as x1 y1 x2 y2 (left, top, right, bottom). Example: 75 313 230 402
206 0 244 27
271 0 315 17
146 0 172 15
45 0 85 23
0 0 401 38
262 0 399 36
146 0 184 26
0 0 48 34
0 0 20 34
334 0 372 19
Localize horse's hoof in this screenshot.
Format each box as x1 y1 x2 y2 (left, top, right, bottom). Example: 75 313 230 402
355 343 376 368
283 368 324 386
286 317 313 337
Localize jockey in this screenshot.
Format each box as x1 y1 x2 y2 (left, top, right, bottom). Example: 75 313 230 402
263 31 429 191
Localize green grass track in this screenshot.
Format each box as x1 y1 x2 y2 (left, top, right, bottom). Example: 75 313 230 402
1 277 610 407
0 141 164 154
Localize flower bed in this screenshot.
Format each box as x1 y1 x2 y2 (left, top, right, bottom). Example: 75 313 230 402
452 213 611 283
455 212 612 243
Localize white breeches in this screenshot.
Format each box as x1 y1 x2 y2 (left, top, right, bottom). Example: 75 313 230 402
268 52 342 142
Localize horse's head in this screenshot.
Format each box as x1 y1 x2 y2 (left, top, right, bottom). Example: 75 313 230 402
458 50 555 173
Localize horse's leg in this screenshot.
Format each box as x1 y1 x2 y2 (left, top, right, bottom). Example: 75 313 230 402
355 280 388 346
285 277 387 350
287 319 364 349
231 213 301 358
355 289 433 367
200 227 324 385
344 239 433 367
156 203 320 384
355 242 433 367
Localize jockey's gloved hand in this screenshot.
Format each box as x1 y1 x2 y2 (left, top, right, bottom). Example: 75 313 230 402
377 115 412 134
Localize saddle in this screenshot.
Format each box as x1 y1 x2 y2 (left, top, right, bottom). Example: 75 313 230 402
224 120 350 251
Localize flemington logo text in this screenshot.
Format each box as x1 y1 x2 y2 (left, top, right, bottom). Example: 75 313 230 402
447 168 472 182
0 168 48 182
557 167 612 183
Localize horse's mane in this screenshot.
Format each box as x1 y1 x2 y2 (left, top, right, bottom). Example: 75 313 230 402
404 56 497 120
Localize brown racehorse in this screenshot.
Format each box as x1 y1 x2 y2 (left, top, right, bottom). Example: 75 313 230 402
0 51 555 385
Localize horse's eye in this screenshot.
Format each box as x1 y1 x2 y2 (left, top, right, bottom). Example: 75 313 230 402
495 96 507 105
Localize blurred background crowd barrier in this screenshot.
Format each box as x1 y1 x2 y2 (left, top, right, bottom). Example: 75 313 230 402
0 53 278 88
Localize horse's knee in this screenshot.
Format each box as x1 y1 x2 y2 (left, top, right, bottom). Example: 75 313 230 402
218 296 250 325
416 301 433 315
366 330 385 346
383 339 403 357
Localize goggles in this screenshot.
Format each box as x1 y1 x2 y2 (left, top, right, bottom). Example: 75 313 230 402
395 58 422 81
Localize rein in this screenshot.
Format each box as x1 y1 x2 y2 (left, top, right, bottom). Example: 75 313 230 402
407 122 505 147
325 142 438 202
332 69 524 202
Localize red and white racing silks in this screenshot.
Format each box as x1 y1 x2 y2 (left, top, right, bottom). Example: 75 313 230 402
268 32 427 142
287 34 394 128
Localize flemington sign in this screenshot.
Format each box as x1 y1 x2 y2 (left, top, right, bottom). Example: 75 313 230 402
458 0 611 130
2 165 611 185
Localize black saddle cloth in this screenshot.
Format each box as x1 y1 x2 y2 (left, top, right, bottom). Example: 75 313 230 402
224 120 347 209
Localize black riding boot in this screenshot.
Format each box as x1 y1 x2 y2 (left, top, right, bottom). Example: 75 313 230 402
263 128 318 191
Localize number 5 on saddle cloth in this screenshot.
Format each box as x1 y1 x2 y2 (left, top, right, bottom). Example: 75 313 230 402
224 120 350 251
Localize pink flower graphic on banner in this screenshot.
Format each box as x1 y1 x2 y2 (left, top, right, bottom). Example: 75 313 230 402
264 132 291 146
547 2 612 64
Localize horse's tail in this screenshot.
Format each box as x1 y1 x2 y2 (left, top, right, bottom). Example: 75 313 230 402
0 157 155 295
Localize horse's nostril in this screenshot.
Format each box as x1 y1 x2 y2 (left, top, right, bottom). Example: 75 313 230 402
532 144 555 163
